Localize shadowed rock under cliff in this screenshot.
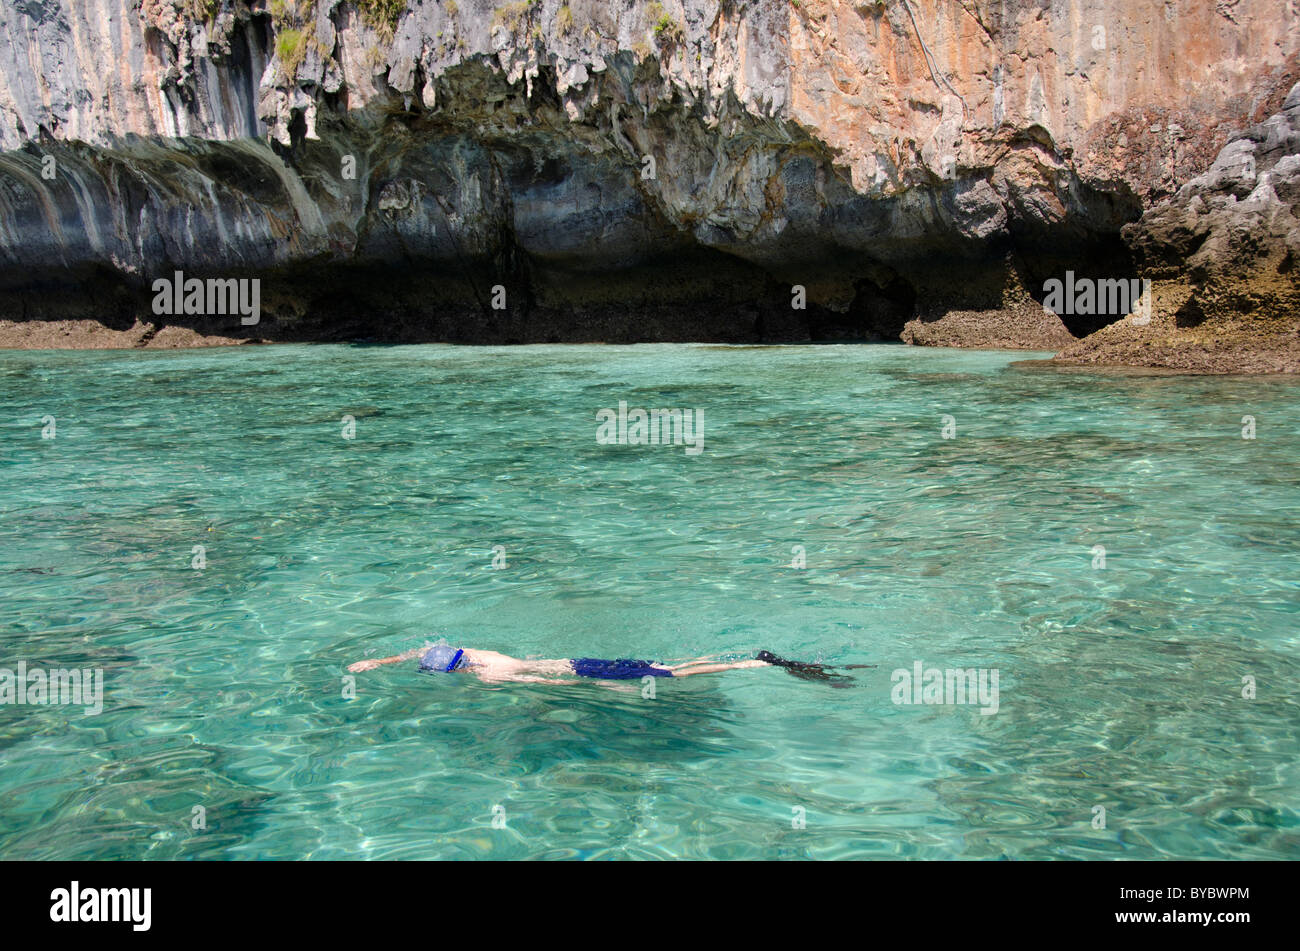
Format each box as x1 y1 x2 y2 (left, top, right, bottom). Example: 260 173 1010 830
0 1 1296 357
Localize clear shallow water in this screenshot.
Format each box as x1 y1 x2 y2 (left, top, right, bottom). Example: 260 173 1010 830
0 342 1297 860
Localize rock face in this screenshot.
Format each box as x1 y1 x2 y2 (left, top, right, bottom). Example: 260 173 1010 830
0 1 1296 353
1054 81 1300 372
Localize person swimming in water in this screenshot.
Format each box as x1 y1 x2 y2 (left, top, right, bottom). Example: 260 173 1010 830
346 645 866 687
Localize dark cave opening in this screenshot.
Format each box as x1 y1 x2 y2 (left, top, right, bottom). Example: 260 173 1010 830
841 274 918 341
1015 236 1144 338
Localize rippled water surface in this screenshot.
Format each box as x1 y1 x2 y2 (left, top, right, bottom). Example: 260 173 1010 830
0 343 1297 860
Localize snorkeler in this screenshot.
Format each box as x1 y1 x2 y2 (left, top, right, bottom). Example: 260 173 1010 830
346 645 867 687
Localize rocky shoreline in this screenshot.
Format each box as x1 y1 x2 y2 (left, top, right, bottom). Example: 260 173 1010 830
0 2 1295 369
1049 81 1300 374
0 319 253 350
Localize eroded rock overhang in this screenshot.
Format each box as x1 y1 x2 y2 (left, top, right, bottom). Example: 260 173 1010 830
0 1 1295 346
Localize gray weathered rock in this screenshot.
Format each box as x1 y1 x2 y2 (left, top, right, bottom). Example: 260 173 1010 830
0 1 1295 350
1055 81 1300 372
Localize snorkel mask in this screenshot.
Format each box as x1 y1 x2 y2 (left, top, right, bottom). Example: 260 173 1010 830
418 645 465 673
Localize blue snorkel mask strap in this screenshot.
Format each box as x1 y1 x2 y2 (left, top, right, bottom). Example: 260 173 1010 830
445 648 464 672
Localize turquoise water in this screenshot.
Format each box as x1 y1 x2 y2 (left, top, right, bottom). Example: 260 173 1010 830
0 343 1297 860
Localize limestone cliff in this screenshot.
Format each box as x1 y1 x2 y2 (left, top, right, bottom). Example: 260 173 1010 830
0 0 1296 359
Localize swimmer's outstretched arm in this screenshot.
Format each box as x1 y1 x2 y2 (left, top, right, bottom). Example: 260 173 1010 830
347 647 425 673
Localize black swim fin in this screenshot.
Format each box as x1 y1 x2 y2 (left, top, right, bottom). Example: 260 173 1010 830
756 650 860 687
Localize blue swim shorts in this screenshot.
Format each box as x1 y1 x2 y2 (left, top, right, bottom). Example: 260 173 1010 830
569 658 674 680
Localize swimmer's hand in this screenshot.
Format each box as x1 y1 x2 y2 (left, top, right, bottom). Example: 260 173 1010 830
348 659 383 672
